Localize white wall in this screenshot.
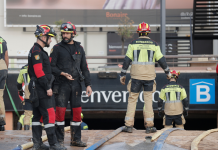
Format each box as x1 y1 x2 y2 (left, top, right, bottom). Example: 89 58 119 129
1 0 202 69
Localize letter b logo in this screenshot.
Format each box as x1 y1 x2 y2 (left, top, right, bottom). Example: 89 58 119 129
190 79 215 104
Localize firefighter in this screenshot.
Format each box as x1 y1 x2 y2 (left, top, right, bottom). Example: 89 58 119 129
17 64 32 130
17 114 33 130
0 36 9 131
120 22 171 134
81 113 88 130
158 70 189 129
50 22 92 147
28 25 65 150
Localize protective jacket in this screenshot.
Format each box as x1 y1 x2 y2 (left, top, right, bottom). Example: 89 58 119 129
121 37 169 80
50 40 91 87
159 81 189 115
28 43 53 97
17 64 30 99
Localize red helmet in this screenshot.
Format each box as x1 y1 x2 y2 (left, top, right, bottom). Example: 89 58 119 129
35 25 56 37
60 22 76 34
170 70 180 79
137 22 151 33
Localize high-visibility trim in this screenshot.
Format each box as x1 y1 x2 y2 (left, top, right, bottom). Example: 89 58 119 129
60 30 74 33
132 62 155 65
176 92 181 101
44 124 55 128
125 116 133 121
146 118 154 121
121 69 127 73
48 33 55 37
23 73 28 85
71 122 81 126
133 50 138 62
56 121 65 126
166 92 170 101
164 66 169 72
32 122 42 126
0 115 5 118
165 100 181 103
0 38 3 54
149 50 154 62
33 63 45 78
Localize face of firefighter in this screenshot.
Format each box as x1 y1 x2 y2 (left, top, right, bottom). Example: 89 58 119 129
62 32 75 42
38 36 52 47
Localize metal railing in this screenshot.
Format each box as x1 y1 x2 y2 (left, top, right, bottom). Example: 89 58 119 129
8 55 218 69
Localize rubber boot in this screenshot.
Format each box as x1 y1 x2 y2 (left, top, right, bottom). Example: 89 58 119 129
122 126 133 133
70 140 87 147
49 143 66 150
0 125 5 131
32 138 49 150
145 127 157 134
24 125 30 130
17 122 22 130
70 125 87 147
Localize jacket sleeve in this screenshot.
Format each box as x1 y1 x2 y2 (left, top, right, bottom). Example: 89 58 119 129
50 46 62 76
181 88 189 109
121 44 133 76
31 50 50 91
80 48 91 87
155 45 170 74
17 71 23 90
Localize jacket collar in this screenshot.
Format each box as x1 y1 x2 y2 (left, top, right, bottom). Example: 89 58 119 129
34 43 45 52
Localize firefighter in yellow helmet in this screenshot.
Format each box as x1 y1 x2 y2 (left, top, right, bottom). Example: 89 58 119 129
158 70 189 129
17 64 32 130
120 22 171 133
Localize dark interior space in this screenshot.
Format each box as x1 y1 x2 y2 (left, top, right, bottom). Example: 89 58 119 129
65 118 217 131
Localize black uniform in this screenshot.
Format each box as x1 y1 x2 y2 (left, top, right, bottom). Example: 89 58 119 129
50 40 91 144
28 43 57 146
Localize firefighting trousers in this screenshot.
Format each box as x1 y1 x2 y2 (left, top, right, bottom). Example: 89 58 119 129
125 79 156 128
32 96 57 146
0 69 7 126
55 80 82 143
23 99 33 125
163 114 186 129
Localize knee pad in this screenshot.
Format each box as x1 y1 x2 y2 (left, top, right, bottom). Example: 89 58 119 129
55 107 66 122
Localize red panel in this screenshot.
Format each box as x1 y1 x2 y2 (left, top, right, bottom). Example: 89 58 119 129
40 116 43 123
33 63 45 78
72 107 81 122
216 64 218 73
55 107 66 122
86 61 89 70
47 108 55 124
49 57 52 63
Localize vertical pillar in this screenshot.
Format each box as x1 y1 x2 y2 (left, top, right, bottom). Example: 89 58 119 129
160 0 166 55
84 27 87 53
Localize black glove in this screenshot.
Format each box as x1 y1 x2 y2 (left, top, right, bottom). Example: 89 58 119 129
18 90 24 96
183 110 188 117
158 110 162 117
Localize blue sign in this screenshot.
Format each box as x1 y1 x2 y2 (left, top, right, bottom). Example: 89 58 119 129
190 79 215 104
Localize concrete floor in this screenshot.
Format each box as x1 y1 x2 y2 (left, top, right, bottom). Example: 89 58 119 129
1 129 218 150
